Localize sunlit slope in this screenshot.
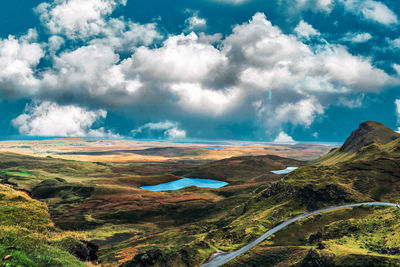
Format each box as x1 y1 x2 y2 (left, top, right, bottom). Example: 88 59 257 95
225 206 400 266
0 184 88 266
216 121 400 266
315 121 400 165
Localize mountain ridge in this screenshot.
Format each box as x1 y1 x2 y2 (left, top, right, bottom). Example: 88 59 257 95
339 121 400 153
315 121 400 165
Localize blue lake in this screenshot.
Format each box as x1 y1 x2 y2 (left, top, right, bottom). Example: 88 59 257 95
140 178 229 191
271 167 298 174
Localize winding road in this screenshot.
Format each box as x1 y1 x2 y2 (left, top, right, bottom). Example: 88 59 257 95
201 202 400 267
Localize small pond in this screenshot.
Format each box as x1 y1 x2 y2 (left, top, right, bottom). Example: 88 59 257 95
140 178 228 192
271 167 298 175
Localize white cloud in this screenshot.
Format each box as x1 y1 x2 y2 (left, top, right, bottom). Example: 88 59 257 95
185 12 207 31
40 43 143 106
340 0 398 25
225 13 392 94
211 0 248 5
395 99 400 120
0 4 398 139
273 97 324 127
273 131 296 143
12 101 118 137
340 32 373 43
165 127 187 138
170 83 242 116
294 0 335 13
0 35 43 97
336 95 364 108
132 32 226 83
389 38 400 49
35 12 399 136
360 1 398 25
131 121 186 139
35 0 160 51
294 20 320 39
393 64 400 76
395 99 400 132
48 35 65 53
319 46 391 91
89 18 161 52
35 0 124 39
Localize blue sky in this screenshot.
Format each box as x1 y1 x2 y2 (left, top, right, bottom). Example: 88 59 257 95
0 0 399 142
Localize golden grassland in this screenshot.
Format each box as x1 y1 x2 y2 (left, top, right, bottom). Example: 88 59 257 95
0 138 333 162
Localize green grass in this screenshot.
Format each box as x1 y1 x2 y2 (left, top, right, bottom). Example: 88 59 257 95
227 206 400 266
0 184 87 267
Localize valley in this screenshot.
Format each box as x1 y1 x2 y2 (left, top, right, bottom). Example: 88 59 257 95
1 122 400 266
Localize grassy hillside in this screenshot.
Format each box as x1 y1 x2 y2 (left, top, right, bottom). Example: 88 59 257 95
225 206 400 266
0 184 88 266
212 121 400 266
3 120 400 267
315 121 400 165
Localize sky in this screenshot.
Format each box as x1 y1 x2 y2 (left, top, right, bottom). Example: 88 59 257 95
0 0 400 142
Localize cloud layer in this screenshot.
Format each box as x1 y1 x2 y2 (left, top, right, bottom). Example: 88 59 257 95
12 101 117 137
0 0 399 139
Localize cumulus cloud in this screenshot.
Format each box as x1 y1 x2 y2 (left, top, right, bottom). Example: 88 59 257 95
340 32 373 43
12 101 118 137
132 32 226 83
35 0 124 39
184 11 207 31
39 43 145 106
294 20 320 39
169 83 242 116
131 121 186 139
0 35 43 97
0 0 399 140
273 97 324 127
35 0 160 51
273 131 296 143
226 13 393 94
340 0 398 25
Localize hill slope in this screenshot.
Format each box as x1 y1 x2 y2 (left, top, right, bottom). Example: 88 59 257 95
316 121 400 165
0 184 89 266
195 121 400 266
340 121 400 153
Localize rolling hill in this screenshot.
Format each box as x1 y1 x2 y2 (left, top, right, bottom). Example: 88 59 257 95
223 121 400 266
1 121 400 266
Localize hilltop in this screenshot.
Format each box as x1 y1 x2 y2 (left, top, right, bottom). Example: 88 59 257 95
316 121 400 165
340 121 400 153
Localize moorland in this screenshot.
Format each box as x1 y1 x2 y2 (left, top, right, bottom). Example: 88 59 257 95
2 122 400 266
